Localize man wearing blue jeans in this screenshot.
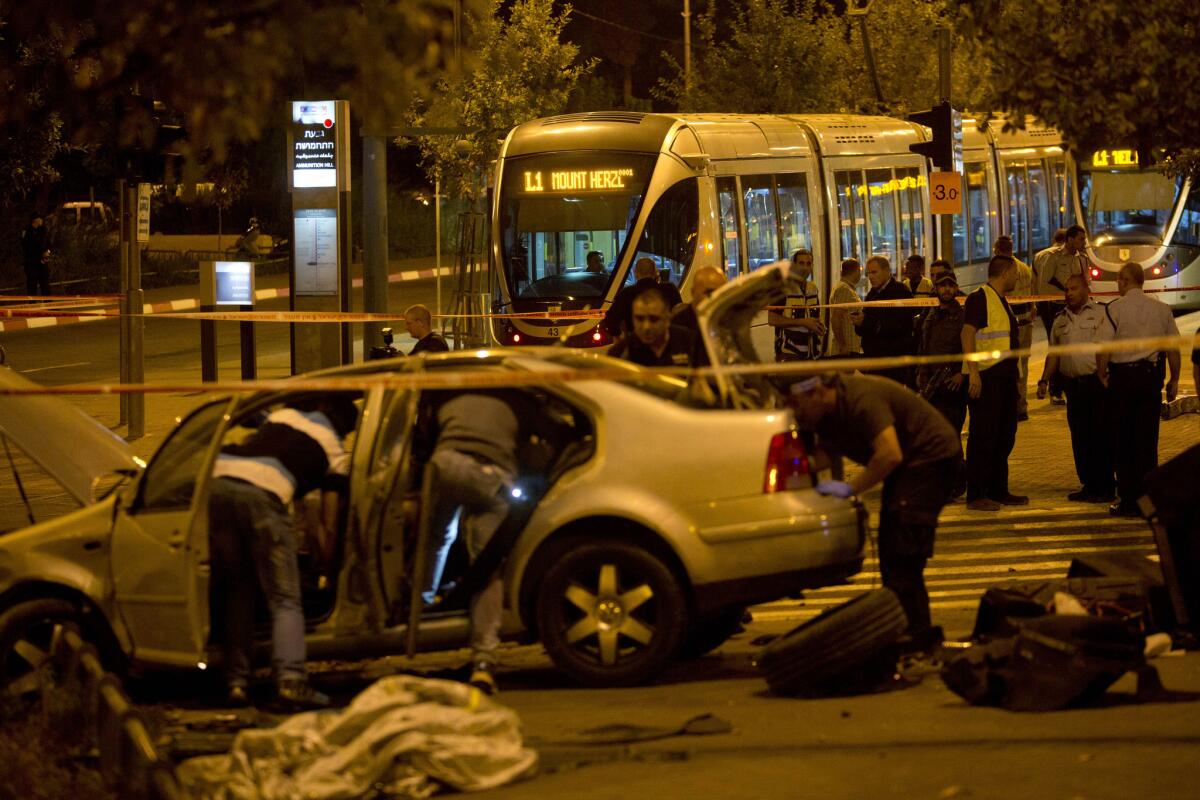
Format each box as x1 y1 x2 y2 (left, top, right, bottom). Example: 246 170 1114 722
423 392 519 695
209 394 357 709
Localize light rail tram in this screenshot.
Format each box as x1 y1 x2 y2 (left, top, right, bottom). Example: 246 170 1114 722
489 111 1078 353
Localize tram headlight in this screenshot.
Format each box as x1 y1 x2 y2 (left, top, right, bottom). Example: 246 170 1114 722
512 332 522 344
1090 268 1101 278
1152 266 1162 276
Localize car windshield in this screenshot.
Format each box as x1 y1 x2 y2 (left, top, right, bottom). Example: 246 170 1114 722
498 152 657 301
1079 163 1183 244
543 352 718 409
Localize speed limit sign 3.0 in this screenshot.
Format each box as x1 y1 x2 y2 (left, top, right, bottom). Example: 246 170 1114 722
929 171 963 215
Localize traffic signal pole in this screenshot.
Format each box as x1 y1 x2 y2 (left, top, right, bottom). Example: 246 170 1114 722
938 27 955 264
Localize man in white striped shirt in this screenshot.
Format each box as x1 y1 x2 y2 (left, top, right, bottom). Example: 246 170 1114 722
209 394 357 709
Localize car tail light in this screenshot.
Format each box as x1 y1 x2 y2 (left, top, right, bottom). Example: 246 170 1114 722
763 430 810 493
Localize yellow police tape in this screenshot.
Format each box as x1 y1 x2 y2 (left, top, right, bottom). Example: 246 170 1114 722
3 285 1200 323
0 334 1194 396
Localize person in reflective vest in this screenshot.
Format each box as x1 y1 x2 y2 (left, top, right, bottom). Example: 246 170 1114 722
961 254 1026 511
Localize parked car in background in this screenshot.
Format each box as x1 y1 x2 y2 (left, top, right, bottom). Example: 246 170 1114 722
0 261 866 692
48 201 116 231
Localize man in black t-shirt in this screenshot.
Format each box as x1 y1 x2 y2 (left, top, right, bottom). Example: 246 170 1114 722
961 255 1025 511
607 288 694 367
405 304 449 354
790 374 962 649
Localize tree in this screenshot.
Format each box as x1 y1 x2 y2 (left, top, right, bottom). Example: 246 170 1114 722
0 1 479 182
957 0 1200 179
657 0 852 114
408 0 594 199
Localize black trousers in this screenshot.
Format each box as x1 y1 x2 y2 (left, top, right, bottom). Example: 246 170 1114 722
1062 374 1114 495
24 264 50 295
930 383 968 435
1108 361 1163 506
966 369 1018 501
879 456 960 636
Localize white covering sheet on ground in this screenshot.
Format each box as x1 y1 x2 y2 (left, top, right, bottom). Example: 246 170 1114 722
177 676 538 799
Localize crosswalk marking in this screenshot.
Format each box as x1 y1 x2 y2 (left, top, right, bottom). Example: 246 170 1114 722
750 514 1160 624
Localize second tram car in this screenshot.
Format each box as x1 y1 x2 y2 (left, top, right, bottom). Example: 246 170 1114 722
1073 148 1200 309
490 111 1073 351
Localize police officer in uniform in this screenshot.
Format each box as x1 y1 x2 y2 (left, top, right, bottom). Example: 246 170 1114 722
1097 262 1182 517
1037 274 1114 502
994 236 1036 420
961 254 1027 511
769 249 826 361
790 373 962 651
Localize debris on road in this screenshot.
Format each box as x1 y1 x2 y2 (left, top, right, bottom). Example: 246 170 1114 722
175 676 536 799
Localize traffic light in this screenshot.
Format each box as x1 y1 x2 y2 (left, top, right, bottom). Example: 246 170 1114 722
908 101 963 173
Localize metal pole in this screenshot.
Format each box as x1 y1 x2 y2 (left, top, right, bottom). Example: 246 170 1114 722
683 0 692 95
857 13 885 106
117 179 129 426
362 135 389 353
127 183 144 440
435 175 442 326
937 27 955 263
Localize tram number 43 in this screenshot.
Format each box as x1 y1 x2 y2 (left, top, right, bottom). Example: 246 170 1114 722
929 171 963 215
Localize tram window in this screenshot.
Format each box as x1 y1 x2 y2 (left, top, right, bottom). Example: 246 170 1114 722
1006 163 1029 259
1027 162 1052 253
634 177 699 286
865 169 898 258
835 170 867 262
742 175 779 270
896 167 923 258
776 173 812 259
1172 184 1200 247
716 176 743 280
966 162 991 262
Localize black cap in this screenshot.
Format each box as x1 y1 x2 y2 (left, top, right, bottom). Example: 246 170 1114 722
933 271 958 286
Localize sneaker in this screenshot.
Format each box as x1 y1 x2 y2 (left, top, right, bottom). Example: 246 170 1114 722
226 684 250 707
966 498 1004 511
274 680 330 712
994 493 1030 506
1109 502 1141 519
1050 394 1066 406
468 660 497 696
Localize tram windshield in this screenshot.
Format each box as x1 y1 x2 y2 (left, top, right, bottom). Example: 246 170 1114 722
1078 157 1183 245
499 153 656 301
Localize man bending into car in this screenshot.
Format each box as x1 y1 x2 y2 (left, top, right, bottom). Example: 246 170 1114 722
208 394 358 710
423 391 521 695
789 374 962 655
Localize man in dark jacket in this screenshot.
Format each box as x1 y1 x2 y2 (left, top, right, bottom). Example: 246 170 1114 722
608 288 695 367
855 255 914 383
602 257 683 339
20 214 51 295
917 270 968 434
405 304 449 354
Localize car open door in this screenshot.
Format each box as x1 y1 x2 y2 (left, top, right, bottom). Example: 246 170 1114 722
109 398 238 668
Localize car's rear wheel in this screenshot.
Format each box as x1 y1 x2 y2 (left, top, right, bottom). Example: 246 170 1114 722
0 599 79 699
536 540 687 687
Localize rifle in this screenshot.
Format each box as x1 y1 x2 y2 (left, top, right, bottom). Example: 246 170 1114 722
919 365 955 400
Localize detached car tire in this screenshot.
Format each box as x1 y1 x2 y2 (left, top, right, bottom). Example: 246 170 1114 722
0 598 80 699
536 540 688 687
758 588 907 696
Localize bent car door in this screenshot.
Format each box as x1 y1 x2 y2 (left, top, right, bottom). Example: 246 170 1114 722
110 398 237 667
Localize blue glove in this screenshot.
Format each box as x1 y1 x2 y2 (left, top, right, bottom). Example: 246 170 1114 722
815 480 854 498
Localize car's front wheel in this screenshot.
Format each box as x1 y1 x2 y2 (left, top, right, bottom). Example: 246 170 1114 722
535 540 687 687
0 598 79 699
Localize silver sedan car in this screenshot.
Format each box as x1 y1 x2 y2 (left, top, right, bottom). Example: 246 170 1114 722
0 264 865 690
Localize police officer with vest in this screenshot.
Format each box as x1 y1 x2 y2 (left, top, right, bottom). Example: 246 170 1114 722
1037 274 1114 503
1096 262 1182 517
769 249 826 360
961 254 1027 511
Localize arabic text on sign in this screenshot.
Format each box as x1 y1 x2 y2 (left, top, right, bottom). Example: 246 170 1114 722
522 168 635 193
1092 149 1139 168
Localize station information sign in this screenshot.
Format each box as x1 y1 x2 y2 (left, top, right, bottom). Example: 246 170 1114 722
292 100 338 188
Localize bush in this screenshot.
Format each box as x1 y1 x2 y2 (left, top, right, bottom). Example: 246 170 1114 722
0 693 116 800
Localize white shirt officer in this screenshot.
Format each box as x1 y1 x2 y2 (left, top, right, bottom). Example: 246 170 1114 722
1050 300 1106 377
1097 287 1179 364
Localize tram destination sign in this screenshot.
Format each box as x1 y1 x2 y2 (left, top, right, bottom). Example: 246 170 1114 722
518 166 638 194
1091 149 1139 168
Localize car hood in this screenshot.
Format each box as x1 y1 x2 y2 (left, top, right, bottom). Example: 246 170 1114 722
0 366 142 505
696 260 804 407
